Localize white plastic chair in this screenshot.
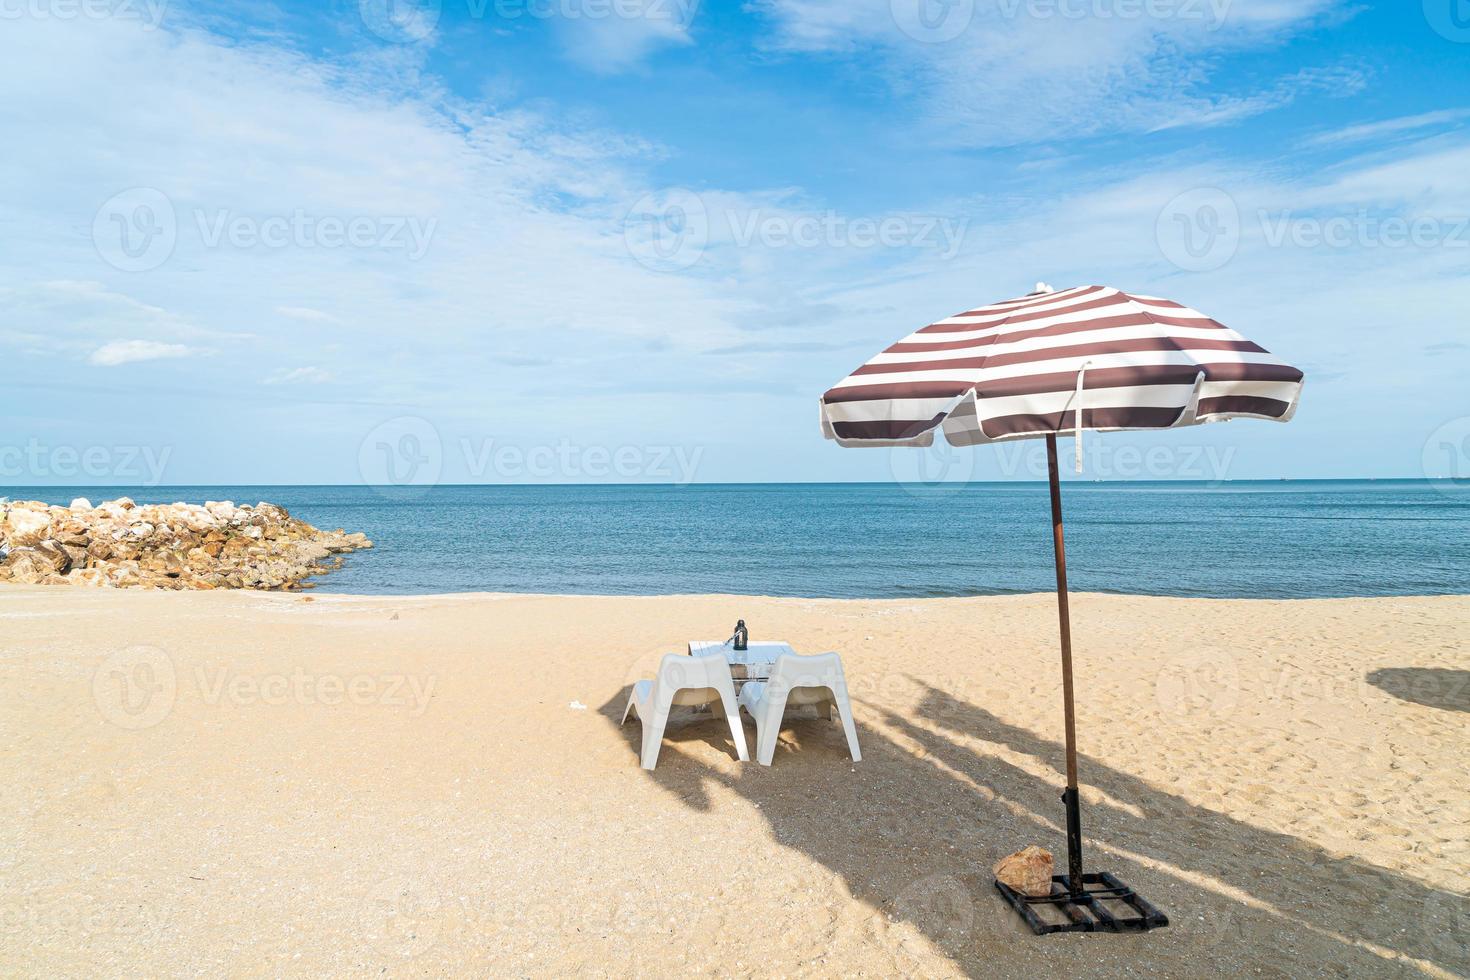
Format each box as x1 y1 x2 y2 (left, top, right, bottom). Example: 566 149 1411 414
737 652 861 766
621 652 749 770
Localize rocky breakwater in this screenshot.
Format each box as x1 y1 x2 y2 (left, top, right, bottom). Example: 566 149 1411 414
0 497 371 590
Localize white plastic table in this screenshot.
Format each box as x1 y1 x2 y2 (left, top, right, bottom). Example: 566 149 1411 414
687 640 795 685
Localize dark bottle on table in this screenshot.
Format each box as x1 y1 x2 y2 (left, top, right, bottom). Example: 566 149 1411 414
733 619 748 651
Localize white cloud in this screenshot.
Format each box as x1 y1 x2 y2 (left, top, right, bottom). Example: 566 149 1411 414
264 366 335 385
554 0 698 72
0 280 237 362
0 11 761 412
275 306 342 324
1144 66 1369 134
754 0 1345 145
89 339 197 366
1303 109 1470 148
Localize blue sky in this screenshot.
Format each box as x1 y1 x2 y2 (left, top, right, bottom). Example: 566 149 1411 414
2 0 1468 486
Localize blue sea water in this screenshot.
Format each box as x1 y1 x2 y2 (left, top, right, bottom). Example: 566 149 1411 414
5 481 1467 599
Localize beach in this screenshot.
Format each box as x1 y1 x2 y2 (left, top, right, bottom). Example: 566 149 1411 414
1 587 1466 977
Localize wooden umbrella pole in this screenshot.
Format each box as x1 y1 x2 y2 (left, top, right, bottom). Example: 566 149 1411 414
1045 433 1085 894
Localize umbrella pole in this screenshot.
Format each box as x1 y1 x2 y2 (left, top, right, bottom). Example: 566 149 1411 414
1045 432 1085 896
992 434 1167 934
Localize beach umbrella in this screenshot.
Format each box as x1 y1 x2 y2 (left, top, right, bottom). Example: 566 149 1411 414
819 283 1304 934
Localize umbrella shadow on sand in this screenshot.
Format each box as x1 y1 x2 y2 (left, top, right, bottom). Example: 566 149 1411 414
1365 668 1470 713
599 681 1468 978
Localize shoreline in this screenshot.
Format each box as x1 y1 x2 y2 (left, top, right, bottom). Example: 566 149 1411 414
8 584 1469 602
3 588 1466 975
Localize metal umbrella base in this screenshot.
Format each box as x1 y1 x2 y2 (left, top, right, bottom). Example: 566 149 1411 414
995 872 1169 935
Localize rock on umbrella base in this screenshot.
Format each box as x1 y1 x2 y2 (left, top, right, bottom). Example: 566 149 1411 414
994 872 1169 935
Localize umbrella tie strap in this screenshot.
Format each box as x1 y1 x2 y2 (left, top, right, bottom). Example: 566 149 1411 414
1074 361 1092 474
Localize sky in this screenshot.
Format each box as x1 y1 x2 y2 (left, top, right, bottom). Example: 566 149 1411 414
1 0 1468 487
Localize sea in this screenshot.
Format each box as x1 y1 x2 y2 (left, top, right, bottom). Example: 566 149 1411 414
4 481 1467 599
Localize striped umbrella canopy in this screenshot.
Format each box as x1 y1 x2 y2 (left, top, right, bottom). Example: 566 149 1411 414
818 284 1304 934
820 284 1304 456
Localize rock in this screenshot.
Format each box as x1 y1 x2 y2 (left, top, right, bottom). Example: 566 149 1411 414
69 497 93 511
33 541 72 575
994 846 1055 897
67 567 109 587
2 507 52 547
0 496 370 593
108 561 143 588
3 549 50 584
55 520 91 547
294 542 330 562
141 549 186 577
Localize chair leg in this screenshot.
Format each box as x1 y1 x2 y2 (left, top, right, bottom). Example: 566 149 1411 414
717 691 749 762
639 697 671 770
756 693 788 766
620 688 637 725
834 695 861 763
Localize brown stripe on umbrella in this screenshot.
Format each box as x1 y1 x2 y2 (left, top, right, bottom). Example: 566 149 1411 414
1197 395 1295 418
817 283 1303 935
973 363 1265 399
821 379 975 404
830 415 948 441
978 405 1189 437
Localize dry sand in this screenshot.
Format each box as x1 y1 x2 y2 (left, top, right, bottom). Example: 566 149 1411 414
1 587 1467 977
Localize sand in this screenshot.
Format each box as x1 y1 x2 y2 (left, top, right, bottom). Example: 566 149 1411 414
1 587 1466 977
